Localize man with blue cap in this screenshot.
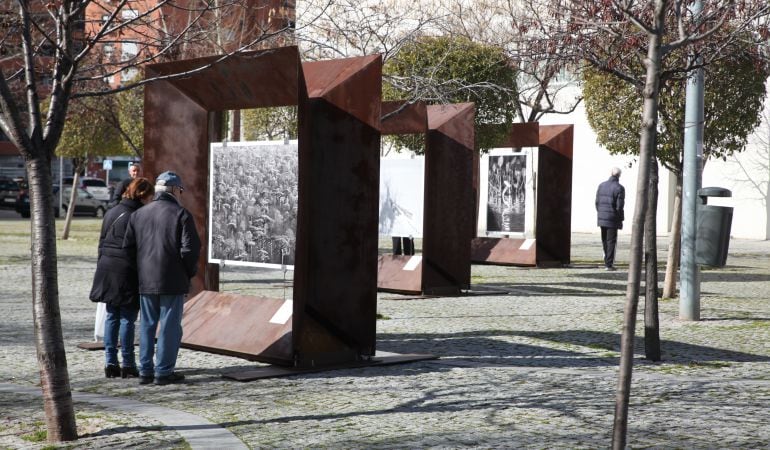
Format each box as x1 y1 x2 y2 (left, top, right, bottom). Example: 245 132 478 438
124 171 201 385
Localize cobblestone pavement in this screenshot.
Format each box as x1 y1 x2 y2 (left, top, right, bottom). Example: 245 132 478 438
1 217 770 448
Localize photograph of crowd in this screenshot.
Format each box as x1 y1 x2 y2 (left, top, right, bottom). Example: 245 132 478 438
486 153 527 233
379 157 424 238
209 141 298 269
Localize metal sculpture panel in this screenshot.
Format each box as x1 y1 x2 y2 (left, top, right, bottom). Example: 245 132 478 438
144 47 384 367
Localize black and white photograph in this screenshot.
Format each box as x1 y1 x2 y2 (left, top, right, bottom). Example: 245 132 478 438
486 153 527 233
379 157 424 238
208 141 298 269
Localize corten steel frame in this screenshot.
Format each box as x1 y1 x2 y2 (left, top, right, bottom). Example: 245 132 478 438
377 101 478 296
470 122 574 267
143 46 383 367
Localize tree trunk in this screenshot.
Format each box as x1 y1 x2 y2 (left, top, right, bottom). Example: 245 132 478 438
61 168 81 240
663 174 683 298
644 157 661 361
229 110 241 142
27 157 78 442
612 2 666 446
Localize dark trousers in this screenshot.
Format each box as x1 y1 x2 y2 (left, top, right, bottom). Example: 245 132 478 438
600 227 618 268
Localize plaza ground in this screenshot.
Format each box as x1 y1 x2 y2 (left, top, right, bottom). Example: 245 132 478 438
1 216 769 448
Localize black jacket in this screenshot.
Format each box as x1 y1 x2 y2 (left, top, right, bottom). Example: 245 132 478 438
108 177 132 208
595 175 625 229
89 198 143 307
123 192 201 295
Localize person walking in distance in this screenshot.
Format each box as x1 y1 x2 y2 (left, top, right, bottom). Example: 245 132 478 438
124 171 201 385
595 167 625 271
109 162 142 208
90 178 155 378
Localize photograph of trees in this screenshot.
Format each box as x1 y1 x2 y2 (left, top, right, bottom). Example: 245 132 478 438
486 154 527 233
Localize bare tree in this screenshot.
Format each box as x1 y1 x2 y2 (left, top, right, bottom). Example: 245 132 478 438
0 0 295 442
508 0 769 447
440 0 583 123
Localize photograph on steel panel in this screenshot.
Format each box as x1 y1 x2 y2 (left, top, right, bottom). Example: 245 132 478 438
209 140 298 269
379 157 425 238
486 153 527 233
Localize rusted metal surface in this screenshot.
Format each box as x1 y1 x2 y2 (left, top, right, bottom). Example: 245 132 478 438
470 237 537 266
536 125 574 266
377 255 423 295
302 55 382 130
471 122 573 267
376 102 476 296
144 46 302 297
181 291 294 365
145 48 382 367
381 101 427 135
293 54 382 362
143 78 211 296
502 122 540 148
540 124 574 159
422 103 476 295
145 46 300 110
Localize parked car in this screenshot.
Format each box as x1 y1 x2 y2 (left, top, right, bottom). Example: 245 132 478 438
0 178 21 208
16 186 105 218
62 176 111 202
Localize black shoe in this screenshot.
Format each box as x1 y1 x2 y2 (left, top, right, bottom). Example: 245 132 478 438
121 366 139 378
104 364 120 378
154 372 185 386
139 375 154 385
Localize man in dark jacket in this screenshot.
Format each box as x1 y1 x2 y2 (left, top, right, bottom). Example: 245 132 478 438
109 162 141 208
124 171 201 385
595 167 625 271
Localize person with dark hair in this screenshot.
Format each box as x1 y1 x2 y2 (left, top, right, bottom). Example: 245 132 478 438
124 171 201 386
90 177 155 378
109 162 142 208
595 167 625 271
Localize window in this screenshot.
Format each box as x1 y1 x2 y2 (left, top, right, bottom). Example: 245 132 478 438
121 42 138 61
121 9 139 20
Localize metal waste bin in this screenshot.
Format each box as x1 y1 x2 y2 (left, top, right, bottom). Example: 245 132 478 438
695 187 733 267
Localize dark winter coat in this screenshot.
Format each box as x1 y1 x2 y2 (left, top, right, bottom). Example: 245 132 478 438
123 191 201 295
108 177 132 208
595 175 625 229
89 198 143 307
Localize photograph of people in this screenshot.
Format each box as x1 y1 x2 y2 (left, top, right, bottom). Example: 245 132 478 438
209 142 298 268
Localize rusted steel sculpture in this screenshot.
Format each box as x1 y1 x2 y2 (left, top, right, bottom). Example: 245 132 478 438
143 47 383 368
471 122 574 267
377 102 477 295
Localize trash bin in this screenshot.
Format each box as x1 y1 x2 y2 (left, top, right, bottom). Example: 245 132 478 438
695 187 733 267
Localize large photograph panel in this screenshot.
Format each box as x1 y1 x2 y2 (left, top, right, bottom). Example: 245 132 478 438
209 141 298 269
379 157 424 238
486 154 527 233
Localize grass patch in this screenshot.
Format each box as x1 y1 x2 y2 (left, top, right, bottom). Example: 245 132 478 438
21 429 47 442
376 313 391 320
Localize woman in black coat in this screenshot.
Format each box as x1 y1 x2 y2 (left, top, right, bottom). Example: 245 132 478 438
90 177 154 378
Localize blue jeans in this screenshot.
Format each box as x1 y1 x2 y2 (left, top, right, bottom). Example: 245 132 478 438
104 304 139 367
139 294 184 378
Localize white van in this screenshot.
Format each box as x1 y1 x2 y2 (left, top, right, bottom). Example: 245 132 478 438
62 177 111 202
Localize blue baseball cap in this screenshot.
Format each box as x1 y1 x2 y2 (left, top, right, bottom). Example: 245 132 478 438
156 171 184 189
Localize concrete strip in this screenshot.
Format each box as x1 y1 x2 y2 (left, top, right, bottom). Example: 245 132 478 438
0 383 248 450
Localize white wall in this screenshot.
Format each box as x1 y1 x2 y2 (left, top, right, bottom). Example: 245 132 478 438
537 89 674 236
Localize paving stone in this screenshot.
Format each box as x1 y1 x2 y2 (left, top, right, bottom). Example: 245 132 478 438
1 221 770 448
